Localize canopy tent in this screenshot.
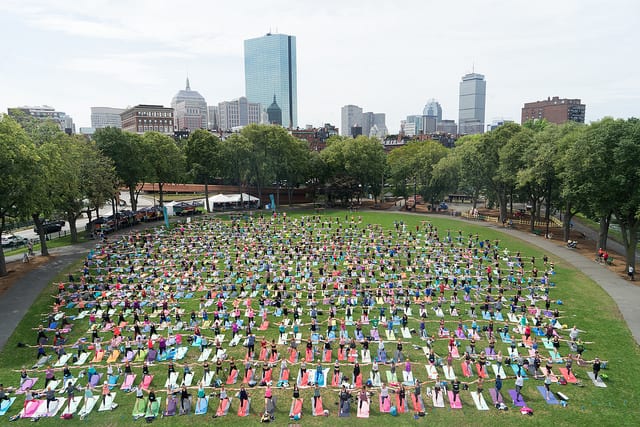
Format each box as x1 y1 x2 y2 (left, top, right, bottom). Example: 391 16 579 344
208 193 260 210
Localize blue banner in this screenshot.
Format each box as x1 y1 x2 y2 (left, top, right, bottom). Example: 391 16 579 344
163 206 170 228
269 194 276 211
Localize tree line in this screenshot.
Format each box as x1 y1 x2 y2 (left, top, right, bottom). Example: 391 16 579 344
1 116 638 276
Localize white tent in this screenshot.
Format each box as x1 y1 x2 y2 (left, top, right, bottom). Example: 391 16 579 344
208 193 260 210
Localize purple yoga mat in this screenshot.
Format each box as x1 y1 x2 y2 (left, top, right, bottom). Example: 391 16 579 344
508 389 526 407
489 387 503 404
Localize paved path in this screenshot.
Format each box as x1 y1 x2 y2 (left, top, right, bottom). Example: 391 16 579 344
1 212 638 354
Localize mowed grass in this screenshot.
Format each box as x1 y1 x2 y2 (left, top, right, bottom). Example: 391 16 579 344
0 210 638 427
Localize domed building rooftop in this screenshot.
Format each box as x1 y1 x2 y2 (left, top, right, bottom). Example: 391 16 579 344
171 78 206 105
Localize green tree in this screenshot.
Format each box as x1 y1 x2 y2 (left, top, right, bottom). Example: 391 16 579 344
185 130 220 212
218 133 252 187
453 135 485 209
94 127 150 211
144 132 185 207
0 116 41 276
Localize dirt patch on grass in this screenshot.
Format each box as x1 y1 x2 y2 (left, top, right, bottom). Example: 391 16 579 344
0 256 53 297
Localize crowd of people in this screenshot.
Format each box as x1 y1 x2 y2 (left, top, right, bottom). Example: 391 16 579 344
1 213 605 421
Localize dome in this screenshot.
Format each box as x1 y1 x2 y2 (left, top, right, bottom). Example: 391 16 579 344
171 77 206 105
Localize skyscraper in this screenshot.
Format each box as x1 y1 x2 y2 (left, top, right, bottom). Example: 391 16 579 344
423 99 443 122
244 33 297 128
171 78 208 130
341 105 363 137
458 73 486 135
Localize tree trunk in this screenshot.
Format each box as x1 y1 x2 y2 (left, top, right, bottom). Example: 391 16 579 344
67 212 78 243
0 215 7 277
562 201 574 242
32 214 49 256
204 177 210 213
498 193 508 224
598 213 611 251
128 186 137 212
158 183 164 207
619 217 638 272
530 198 536 233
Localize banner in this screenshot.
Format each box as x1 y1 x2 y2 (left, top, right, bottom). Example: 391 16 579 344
163 206 170 228
269 194 276 211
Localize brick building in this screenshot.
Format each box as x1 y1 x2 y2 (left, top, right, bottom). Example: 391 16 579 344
120 105 174 135
521 96 585 124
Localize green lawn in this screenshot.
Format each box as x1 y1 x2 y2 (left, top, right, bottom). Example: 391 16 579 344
0 210 638 426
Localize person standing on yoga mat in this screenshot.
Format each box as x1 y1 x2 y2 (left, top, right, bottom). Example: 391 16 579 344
495 375 503 396
452 378 461 403
239 386 249 411
45 386 57 414
593 357 601 380
359 385 368 410
515 373 524 400
544 374 552 400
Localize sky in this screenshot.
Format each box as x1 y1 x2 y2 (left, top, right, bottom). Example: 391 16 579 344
1 0 639 133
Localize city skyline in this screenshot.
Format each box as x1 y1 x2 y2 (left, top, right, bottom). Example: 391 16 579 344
1 0 638 132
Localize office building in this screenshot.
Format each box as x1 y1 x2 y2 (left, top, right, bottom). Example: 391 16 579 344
521 96 585 124
244 33 297 128
341 105 363 137
217 97 262 131
91 107 124 129
120 105 174 135
458 72 486 134
171 78 208 130
437 119 458 134
423 99 443 122
8 105 75 134
208 106 219 130
267 95 282 125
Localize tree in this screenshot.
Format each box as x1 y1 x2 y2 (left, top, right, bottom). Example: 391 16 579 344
185 130 220 212
95 127 150 211
343 136 387 203
0 116 41 276
453 135 485 209
279 138 312 206
476 122 525 222
218 133 252 187
144 132 185 207
50 135 118 242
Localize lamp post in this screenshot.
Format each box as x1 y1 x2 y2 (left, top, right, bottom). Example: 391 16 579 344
414 179 417 212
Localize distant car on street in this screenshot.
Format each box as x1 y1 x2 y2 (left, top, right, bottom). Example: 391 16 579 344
34 220 65 234
1 234 30 248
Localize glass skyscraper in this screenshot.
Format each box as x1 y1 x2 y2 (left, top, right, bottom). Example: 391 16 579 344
458 73 486 135
244 33 297 128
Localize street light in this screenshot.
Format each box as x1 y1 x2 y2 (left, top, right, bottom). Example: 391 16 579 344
414 179 417 212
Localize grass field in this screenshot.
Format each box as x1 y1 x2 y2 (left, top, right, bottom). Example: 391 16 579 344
0 210 638 426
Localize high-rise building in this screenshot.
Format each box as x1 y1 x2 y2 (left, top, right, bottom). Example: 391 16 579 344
171 78 208 131
521 96 585 124
217 97 262 131
267 95 282 125
8 105 75 134
244 33 297 128
341 105 363 137
120 105 174 135
458 72 486 135
423 99 443 122
91 107 124 129
207 106 219 130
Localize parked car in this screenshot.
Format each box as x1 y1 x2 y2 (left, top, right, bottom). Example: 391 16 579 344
34 219 65 234
174 202 199 216
1 234 30 248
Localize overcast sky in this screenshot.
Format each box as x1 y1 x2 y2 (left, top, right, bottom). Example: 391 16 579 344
1 0 638 133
